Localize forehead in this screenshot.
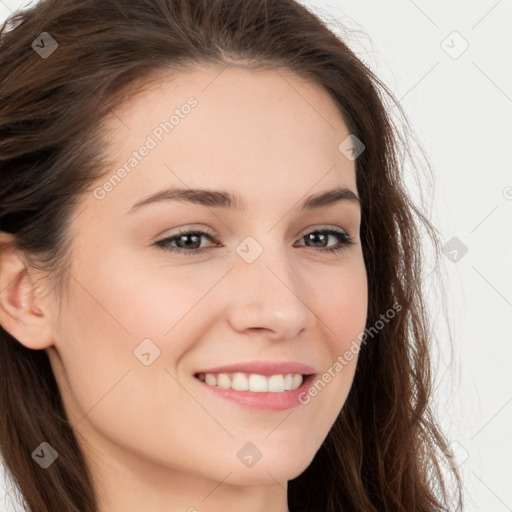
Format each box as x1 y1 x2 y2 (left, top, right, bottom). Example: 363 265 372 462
90 65 357 216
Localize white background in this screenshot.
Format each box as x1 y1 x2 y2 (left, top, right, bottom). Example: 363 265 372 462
1 0 511 510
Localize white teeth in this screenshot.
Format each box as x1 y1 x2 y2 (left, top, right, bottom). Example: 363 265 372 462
249 374 268 392
217 373 231 389
205 373 217 386
268 374 285 392
231 372 249 391
196 372 305 392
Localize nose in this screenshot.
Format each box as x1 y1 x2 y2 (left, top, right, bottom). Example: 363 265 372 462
225 246 317 340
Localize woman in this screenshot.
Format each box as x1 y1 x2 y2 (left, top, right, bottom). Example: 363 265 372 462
0 0 463 511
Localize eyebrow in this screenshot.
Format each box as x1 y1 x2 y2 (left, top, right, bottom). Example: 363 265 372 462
128 185 361 213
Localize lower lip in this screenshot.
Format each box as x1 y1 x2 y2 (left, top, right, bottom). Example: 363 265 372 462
193 374 316 411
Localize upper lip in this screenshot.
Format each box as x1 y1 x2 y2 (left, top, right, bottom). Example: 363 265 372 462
194 360 317 377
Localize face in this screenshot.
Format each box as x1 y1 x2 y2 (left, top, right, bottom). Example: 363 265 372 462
45 65 367 489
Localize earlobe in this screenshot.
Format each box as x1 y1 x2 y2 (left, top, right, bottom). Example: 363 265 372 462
0 232 54 350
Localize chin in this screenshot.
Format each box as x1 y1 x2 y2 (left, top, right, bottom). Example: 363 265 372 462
225 450 317 485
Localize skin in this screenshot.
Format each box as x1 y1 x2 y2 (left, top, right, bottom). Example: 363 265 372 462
0 65 367 512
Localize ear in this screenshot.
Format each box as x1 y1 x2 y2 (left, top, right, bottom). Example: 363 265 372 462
0 231 55 349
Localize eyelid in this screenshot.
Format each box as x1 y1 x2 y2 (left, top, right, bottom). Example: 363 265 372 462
154 224 217 241
298 224 349 236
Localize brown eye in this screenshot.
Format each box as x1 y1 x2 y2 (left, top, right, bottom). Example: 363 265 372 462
155 229 217 255
296 229 355 254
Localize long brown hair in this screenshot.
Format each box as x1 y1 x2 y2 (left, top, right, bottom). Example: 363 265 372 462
0 0 463 510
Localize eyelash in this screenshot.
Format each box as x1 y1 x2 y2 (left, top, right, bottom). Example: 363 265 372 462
154 227 356 256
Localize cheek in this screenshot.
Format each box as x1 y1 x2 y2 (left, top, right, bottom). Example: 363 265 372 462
318 257 368 349
52 247 231 423
300 258 367 421
69 245 209 338
52 268 210 470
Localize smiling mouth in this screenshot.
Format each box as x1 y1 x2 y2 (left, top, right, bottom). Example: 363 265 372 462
194 371 313 393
